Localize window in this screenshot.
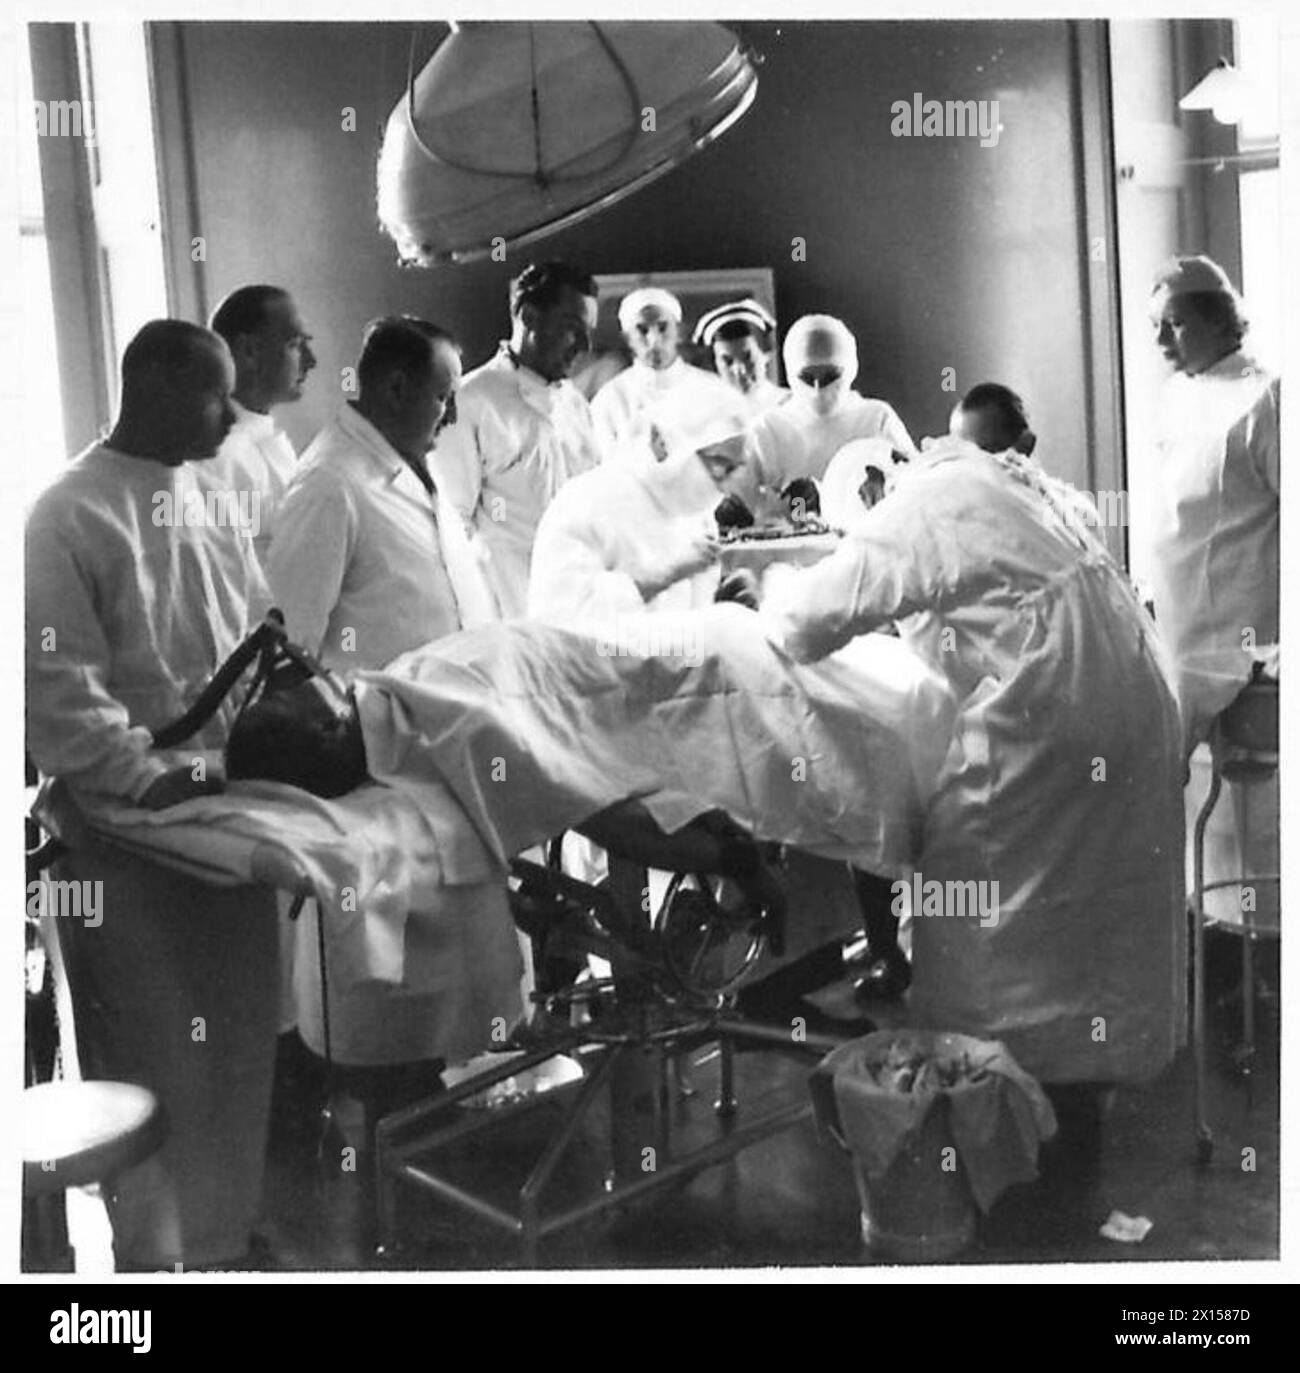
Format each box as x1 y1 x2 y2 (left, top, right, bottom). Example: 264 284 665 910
19 37 69 502
24 18 169 485
77 21 169 408
1234 18 1279 372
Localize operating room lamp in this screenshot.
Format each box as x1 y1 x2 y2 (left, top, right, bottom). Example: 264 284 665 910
376 21 759 267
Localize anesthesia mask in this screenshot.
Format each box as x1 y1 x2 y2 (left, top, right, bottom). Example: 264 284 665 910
151 610 367 798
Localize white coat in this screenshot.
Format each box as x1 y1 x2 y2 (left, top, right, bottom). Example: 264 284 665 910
591 357 745 462
26 442 278 1268
430 346 603 619
1144 355 1277 750
763 438 1187 1085
265 403 523 1066
201 398 298 570
266 403 464 671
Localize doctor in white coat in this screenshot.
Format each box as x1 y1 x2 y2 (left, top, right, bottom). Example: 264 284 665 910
206 284 317 1049
763 433 1187 1091
267 316 523 1080
591 287 746 463
429 261 604 619
204 284 316 571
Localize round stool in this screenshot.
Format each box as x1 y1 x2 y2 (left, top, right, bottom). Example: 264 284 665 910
22 1081 167 1271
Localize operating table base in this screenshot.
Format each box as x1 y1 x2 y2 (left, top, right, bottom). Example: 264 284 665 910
373 1012 845 1267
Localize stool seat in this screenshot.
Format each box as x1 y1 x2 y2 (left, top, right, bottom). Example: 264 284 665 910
22 1082 166 1197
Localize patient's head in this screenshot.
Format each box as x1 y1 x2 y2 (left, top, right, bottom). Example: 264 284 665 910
225 680 368 798
950 382 1036 456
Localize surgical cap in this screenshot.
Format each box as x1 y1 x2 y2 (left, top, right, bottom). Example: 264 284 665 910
783 314 859 390
657 409 750 463
618 287 683 333
1150 254 1241 303
692 298 778 348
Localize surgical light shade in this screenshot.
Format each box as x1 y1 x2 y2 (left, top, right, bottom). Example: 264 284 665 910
377 21 759 267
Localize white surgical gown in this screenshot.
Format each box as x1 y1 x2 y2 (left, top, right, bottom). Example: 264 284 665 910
1145 356 1277 750
528 455 723 625
747 390 916 491
26 444 270 800
527 443 958 956
26 443 278 1268
1142 359 1279 930
763 439 1187 1085
430 346 603 619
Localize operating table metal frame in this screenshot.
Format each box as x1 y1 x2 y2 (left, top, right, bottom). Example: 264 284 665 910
374 853 846 1266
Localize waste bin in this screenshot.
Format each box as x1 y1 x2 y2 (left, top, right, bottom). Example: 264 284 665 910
810 1030 1057 1262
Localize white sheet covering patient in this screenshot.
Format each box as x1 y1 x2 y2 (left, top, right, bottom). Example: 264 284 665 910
356 605 952 883
529 419 956 803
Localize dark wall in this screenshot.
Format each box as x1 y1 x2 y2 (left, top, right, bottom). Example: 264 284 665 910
169 19 1103 486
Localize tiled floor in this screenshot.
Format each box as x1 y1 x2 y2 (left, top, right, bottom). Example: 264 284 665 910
258 928 1279 1272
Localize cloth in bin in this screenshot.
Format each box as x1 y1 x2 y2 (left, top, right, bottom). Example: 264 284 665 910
810 1030 1058 1212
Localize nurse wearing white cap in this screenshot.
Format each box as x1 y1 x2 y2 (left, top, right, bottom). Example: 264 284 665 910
591 286 745 463
744 314 916 497
1139 255 1279 938
1141 254 1277 752
693 297 790 421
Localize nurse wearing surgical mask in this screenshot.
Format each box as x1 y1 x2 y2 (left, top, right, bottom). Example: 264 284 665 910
591 287 745 464
744 314 916 500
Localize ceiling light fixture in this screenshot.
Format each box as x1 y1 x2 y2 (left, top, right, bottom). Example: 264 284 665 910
377 20 759 267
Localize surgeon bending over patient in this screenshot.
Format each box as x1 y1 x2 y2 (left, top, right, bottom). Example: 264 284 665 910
761 411 1187 1167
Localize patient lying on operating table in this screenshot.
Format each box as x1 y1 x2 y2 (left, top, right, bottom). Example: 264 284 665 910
224 602 952 884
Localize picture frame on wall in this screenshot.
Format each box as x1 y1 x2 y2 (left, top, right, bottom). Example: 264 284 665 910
573 266 779 400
